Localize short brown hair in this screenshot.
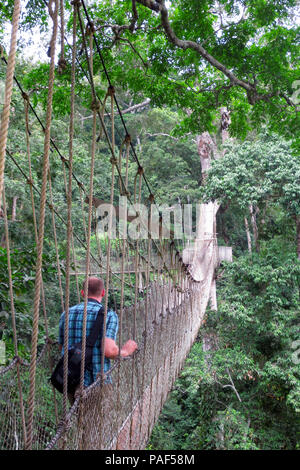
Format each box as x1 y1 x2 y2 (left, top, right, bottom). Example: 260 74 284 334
82 277 104 297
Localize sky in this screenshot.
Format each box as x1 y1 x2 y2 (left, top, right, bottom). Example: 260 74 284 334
2 0 63 63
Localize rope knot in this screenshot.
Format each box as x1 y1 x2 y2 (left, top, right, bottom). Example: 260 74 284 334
107 85 115 97
91 99 100 112
14 355 24 366
58 57 67 74
45 336 55 345
60 156 68 164
110 157 118 166
86 21 95 35
120 188 131 197
22 92 29 102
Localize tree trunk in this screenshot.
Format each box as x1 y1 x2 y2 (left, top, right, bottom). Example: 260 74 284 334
11 196 18 221
189 109 231 282
244 216 252 254
249 204 259 252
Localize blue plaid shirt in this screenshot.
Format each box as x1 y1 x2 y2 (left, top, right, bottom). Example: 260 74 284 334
59 299 118 386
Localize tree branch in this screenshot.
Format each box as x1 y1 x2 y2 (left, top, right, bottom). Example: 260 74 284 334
117 37 149 68
136 0 161 12
135 0 297 107
136 0 254 94
145 132 180 140
116 98 151 114
130 0 139 32
80 98 151 121
226 367 242 402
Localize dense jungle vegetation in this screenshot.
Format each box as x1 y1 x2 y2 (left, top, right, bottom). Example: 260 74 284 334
0 0 299 450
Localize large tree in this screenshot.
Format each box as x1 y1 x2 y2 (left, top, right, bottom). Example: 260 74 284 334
202 131 300 258
1 1 299 142
85 0 299 143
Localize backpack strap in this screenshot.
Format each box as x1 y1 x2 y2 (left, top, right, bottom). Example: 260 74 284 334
86 305 104 348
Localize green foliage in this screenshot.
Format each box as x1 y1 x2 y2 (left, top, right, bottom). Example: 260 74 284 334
0 245 36 359
87 0 299 143
150 245 300 449
149 130 300 450
202 131 300 215
2 0 298 144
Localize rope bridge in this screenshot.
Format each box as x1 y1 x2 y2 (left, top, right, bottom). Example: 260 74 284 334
0 0 218 450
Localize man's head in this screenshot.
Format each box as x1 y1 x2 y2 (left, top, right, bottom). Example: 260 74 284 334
81 277 105 302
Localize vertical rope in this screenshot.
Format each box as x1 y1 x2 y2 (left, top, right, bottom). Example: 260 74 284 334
58 0 66 73
25 0 58 450
76 6 102 405
79 103 99 394
115 139 130 443
79 188 88 241
71 220 81 302
48 169 65 312
62 0 78 425
137 195 152 443
24 93 59 427
100 90 116 382
129 167 143 447
124 136 130 192
2 186 27 446
0 0 21 209
98 91 117 449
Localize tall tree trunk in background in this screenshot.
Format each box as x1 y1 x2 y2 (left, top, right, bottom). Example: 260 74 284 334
244 216 252 254
249 204 260 252
11 196 18 221
189 108 230 289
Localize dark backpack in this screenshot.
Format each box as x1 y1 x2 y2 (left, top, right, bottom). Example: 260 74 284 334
50 306 104 394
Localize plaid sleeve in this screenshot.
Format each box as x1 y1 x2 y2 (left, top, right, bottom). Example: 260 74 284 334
105 310 118 340
58 312 65 345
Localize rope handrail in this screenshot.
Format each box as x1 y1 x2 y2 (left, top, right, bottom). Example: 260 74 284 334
0 0 21 209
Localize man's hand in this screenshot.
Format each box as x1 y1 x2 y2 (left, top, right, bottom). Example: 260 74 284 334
104 338 138 359
120 340 138 357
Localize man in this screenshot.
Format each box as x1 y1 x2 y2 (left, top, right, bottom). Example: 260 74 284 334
58 276 138 404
